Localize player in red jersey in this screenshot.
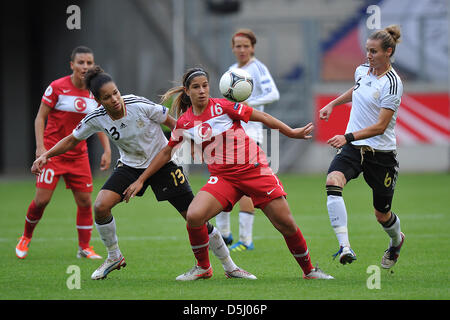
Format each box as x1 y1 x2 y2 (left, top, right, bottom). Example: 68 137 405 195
123 68 334 280
16 46 111 260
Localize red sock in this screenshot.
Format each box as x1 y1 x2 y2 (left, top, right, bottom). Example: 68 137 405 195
284 227 314 275
23 200 45 239
76 206 93 249
186 224 210 269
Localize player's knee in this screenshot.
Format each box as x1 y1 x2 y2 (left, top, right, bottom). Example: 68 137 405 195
186 209 206 227
281 223 299 237
272 215 298 237
93 200 110 217
375 211 388 224
76 198 92 208
326 171 345 188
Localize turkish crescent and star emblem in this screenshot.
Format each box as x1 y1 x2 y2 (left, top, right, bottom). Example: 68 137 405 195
74 97 87 112
198 122 212 140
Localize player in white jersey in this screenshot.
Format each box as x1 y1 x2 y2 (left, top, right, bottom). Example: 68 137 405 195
216 29 280 252
31 65 255 281
319 25 405 269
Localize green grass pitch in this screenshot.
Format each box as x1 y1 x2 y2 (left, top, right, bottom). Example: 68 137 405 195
1 172 449 300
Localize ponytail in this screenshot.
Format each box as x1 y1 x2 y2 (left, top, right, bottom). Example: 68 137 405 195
160 86 190 118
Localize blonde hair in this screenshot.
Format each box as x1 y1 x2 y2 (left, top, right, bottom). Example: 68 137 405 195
160 68 209 118
369 25 401 57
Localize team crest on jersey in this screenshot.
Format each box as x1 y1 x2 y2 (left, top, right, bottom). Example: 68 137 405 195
198 122 213 140
136 118 145 128
74 98 87 112
373 90 380 99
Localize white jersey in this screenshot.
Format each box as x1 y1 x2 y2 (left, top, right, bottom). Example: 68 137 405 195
73 94 169 169
229 57 280 144
347 64 403 151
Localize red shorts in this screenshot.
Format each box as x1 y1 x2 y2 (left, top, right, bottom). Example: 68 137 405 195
200 166 287 212
35 155 93 192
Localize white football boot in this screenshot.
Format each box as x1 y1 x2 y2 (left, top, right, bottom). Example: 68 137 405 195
175 265 213 281
91 255 126 280
225 268 257 279
303 265 334 280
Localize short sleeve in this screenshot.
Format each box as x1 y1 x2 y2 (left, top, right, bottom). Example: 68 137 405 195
144 102 169 124
72 116 98 141
221 100 253 123
380 75 403 112
41 83 58 108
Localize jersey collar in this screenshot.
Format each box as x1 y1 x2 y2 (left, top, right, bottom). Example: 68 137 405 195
368 65 392 79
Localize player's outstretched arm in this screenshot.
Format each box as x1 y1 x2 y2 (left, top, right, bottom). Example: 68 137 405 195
319 87 353 121
123 144 174 202
250 109 313 140
31 134 81 175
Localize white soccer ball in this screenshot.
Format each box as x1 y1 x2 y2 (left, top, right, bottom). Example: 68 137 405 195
219 68 253 102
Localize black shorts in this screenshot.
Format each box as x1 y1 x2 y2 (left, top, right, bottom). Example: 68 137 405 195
328 143 399 197
102 161 193 212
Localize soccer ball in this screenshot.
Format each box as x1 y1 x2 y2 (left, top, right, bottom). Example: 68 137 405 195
219 68 253 102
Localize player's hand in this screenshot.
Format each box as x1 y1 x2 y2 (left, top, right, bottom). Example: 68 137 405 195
319 103 334 121
123 180 144 203
31 155 48 175
290 122 314 140
327 135 346 149
100 151 111 171
35 146 47 159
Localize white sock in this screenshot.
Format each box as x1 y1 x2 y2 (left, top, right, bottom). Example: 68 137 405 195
327 195 350 247
95 217 121 260
209 226 238 272
382 213 402 247
239 211 254 246
215 211 231 238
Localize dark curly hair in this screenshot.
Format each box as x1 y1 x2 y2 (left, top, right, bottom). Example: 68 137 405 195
84 65 113 99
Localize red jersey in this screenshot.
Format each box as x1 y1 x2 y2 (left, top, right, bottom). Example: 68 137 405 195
41 76 99 159
168 98 269 176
